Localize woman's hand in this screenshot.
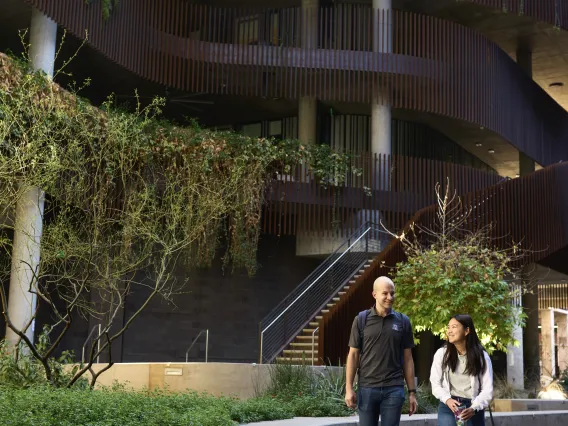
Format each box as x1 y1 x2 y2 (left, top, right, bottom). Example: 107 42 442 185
460 407 475 421
445 398 461 413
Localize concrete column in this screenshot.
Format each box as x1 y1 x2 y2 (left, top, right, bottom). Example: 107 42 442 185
298 97 317 146
557 313 568 373
540 309 555 378
301 0 318 50
507 307 525 390
520 152 535 176
5 9 56 348
516 46 532 79
298 0 318 148
371 0 392 192
523 278 541 386
516 46 536 177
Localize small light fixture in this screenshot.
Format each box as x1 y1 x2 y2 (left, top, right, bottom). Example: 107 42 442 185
515 174 520 178
475 143 482 147
488 149 495 154
549 82 564 88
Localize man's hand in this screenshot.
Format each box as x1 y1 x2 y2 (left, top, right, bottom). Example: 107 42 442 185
460 407 475 421
445 398 461 413
408 393 418 416
345 388 357 409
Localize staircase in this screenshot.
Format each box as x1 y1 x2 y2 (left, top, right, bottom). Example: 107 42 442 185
259 222 389 365
277 257 373 364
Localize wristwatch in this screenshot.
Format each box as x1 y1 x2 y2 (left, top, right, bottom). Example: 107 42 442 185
408 389 417 394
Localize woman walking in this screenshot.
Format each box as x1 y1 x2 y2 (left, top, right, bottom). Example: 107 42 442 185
430 314 493 425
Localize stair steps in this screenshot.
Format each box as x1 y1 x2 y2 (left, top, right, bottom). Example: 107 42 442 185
276 258 373 364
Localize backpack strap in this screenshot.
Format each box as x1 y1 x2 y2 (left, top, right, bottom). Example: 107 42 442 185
357 309 371 354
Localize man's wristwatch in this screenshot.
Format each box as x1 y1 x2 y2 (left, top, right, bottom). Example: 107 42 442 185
408 389 417 394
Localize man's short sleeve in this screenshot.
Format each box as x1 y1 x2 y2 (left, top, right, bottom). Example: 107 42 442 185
402 315 415 349
348 315 361 349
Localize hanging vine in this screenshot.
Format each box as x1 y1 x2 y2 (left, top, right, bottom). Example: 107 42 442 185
0 51 358 276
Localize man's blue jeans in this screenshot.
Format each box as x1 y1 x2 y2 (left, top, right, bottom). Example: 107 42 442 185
357 385 405 426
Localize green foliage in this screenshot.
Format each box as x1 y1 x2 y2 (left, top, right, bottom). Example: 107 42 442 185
402 383 439 415
492 374 530 399
261 362 437 416
392 184 525 353
85 0 120 20
0 329 87 389
0 49 359 386
261 362 353 417
0 386 295 426
559 369 568 393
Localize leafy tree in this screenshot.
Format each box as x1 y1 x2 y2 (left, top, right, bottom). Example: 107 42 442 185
0 47 358 387
387 182 525 353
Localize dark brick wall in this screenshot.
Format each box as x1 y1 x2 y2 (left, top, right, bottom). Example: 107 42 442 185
119 234 321 363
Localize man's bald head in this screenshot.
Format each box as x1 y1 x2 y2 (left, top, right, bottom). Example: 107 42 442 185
373 276 394 292
372 276 395 314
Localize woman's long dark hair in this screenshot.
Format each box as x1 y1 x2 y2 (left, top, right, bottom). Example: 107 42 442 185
442 314 486 377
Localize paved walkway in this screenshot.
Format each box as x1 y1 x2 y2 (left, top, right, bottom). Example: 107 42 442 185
244 411 568 425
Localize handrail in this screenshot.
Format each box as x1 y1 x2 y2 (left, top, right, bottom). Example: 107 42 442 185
81 324 101 364
185 329 209 363
261 226 374 334
311 327 319 366
259 221 390 364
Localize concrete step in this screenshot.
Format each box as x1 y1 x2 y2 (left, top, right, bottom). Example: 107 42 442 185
326 303 335 308
338 291 346 296
290 342 315 348
276 357 314 364
309 321 319 327
303 328 316 334
283 349 314 355
321 309 329 314
315 315 323 320
296 335 318 340
333 297 340 302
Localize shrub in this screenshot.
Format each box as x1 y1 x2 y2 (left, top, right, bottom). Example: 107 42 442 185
0 386 296 426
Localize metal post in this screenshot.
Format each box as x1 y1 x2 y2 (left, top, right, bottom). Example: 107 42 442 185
205 329 209 363
97 324 101 364
311 327 319 366
259 331 264 364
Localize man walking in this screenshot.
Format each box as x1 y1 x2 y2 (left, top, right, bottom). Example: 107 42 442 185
345 276 418 426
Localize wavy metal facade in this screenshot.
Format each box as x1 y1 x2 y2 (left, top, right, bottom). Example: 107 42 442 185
24 0 568 168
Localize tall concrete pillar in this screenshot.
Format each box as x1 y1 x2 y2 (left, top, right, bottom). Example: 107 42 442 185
523 278 541 386
298 97 317 146
298 0 318 172
516 46 536 176
301 0 318 50
557 313 568 373
540 309 555 378
5 9 56 348
507 280 525 390
371 0 392 191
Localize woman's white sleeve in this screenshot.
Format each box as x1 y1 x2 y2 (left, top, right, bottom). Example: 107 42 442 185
471 352 494 411
430 349 451 404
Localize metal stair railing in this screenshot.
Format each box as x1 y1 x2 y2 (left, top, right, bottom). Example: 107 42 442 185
258 221 390 364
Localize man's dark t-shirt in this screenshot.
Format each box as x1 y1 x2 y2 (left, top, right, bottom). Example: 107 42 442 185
348 308 414 388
